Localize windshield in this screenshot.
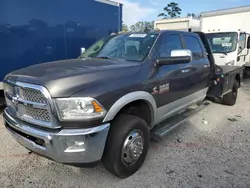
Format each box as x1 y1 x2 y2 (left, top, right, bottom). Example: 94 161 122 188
79 33 159 61
206 32 238 54
79 35 115 59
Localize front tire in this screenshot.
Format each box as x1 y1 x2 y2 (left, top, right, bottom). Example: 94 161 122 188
102 114 150 178
222 79 239 106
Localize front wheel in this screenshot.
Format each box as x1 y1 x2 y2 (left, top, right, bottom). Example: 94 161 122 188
102 114 150 178
222 79 239 106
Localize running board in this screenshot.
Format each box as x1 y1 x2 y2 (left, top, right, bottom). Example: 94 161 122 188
151 101 210 142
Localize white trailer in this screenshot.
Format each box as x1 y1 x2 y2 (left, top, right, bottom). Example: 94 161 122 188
154 17 200 32
201 6 250 67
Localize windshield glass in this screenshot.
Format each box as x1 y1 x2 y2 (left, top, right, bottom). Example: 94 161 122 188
80 33 159 61
206 32 238 54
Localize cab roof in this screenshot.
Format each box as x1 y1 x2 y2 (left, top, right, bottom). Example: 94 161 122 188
118 30 199 37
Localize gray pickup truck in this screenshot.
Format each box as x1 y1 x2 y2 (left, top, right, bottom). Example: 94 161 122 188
3 31 244 178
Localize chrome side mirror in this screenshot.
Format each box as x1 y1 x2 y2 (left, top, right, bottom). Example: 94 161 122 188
157 49 192 66
80 47 86 54
171 49 192 62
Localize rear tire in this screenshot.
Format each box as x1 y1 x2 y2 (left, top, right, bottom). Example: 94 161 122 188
222 79 239 106
102 114 149 178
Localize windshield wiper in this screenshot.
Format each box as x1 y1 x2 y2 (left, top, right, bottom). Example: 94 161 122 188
98 56 111 59
97 56 127 61
214 52 228 55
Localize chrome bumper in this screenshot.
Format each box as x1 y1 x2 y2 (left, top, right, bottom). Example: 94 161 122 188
3 108 110 164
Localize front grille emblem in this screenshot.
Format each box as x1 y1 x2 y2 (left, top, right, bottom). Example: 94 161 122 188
11 96 19 109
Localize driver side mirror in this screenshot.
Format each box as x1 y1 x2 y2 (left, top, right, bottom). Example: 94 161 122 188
157 49 192 66
247 36 250 49
80 47 86 54
241 48 248 56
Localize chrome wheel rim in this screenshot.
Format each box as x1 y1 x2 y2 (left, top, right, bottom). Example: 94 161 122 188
121 129 144 166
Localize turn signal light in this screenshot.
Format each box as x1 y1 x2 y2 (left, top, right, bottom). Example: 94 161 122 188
92 101 103 112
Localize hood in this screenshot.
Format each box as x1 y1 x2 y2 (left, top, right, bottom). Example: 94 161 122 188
6 58 141 97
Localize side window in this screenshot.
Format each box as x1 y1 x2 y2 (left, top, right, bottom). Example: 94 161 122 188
158 34 183 58
239 33 246 53
183 35 203 59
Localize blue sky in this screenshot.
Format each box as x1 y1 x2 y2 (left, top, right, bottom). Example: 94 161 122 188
116 0 250 25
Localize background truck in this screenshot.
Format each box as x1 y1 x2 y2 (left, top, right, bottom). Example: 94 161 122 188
154 17 200 32
0 0 123 92
3 30 243 178
201 6 250 67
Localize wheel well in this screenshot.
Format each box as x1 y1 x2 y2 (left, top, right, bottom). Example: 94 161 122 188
235 74 241 86
114 100 152 127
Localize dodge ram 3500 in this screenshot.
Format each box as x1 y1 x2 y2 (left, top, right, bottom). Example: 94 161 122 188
3 31 243 178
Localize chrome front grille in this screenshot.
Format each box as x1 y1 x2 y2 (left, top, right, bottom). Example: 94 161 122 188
18 104 51 122
3 81 58 128
19 87 47 104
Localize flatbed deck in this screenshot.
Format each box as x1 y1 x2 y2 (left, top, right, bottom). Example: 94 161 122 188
207 65 244 100
215 65 244 75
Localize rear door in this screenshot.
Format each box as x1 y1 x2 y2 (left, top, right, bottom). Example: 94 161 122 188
181 33 210 96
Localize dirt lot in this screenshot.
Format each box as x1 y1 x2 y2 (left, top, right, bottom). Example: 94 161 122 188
1 80 250 188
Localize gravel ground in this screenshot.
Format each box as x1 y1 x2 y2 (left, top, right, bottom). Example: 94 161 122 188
1 80 250 188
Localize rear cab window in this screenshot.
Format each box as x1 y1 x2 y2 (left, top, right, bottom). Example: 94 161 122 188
183 35 204 59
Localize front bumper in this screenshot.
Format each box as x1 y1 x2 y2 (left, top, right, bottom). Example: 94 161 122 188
3 108 110 164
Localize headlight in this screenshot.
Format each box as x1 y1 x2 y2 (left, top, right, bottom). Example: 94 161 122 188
55 98 106 121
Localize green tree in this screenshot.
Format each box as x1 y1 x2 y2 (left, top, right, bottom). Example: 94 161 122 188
187 13 201 18
130 21 154 32
122 23 129 32
158 2 182 19
187 13 196 17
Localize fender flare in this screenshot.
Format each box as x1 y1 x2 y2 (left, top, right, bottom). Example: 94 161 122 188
102 91 157 127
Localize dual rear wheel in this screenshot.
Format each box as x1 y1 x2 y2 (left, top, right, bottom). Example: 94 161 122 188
222 79 239 106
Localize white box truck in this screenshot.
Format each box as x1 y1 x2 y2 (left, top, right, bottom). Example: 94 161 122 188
201 6 250 68
154 17 200 32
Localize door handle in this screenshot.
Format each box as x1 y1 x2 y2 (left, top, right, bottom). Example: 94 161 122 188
181 69 190 73
204 65 210 68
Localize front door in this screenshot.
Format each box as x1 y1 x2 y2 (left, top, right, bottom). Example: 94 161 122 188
151 33 194 123
237 33 247 66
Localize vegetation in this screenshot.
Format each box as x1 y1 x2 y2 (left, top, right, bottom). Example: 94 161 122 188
122 23 129 32
158 2 182 19
121 1 185 32
130 21 154 32
187 13 201 18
